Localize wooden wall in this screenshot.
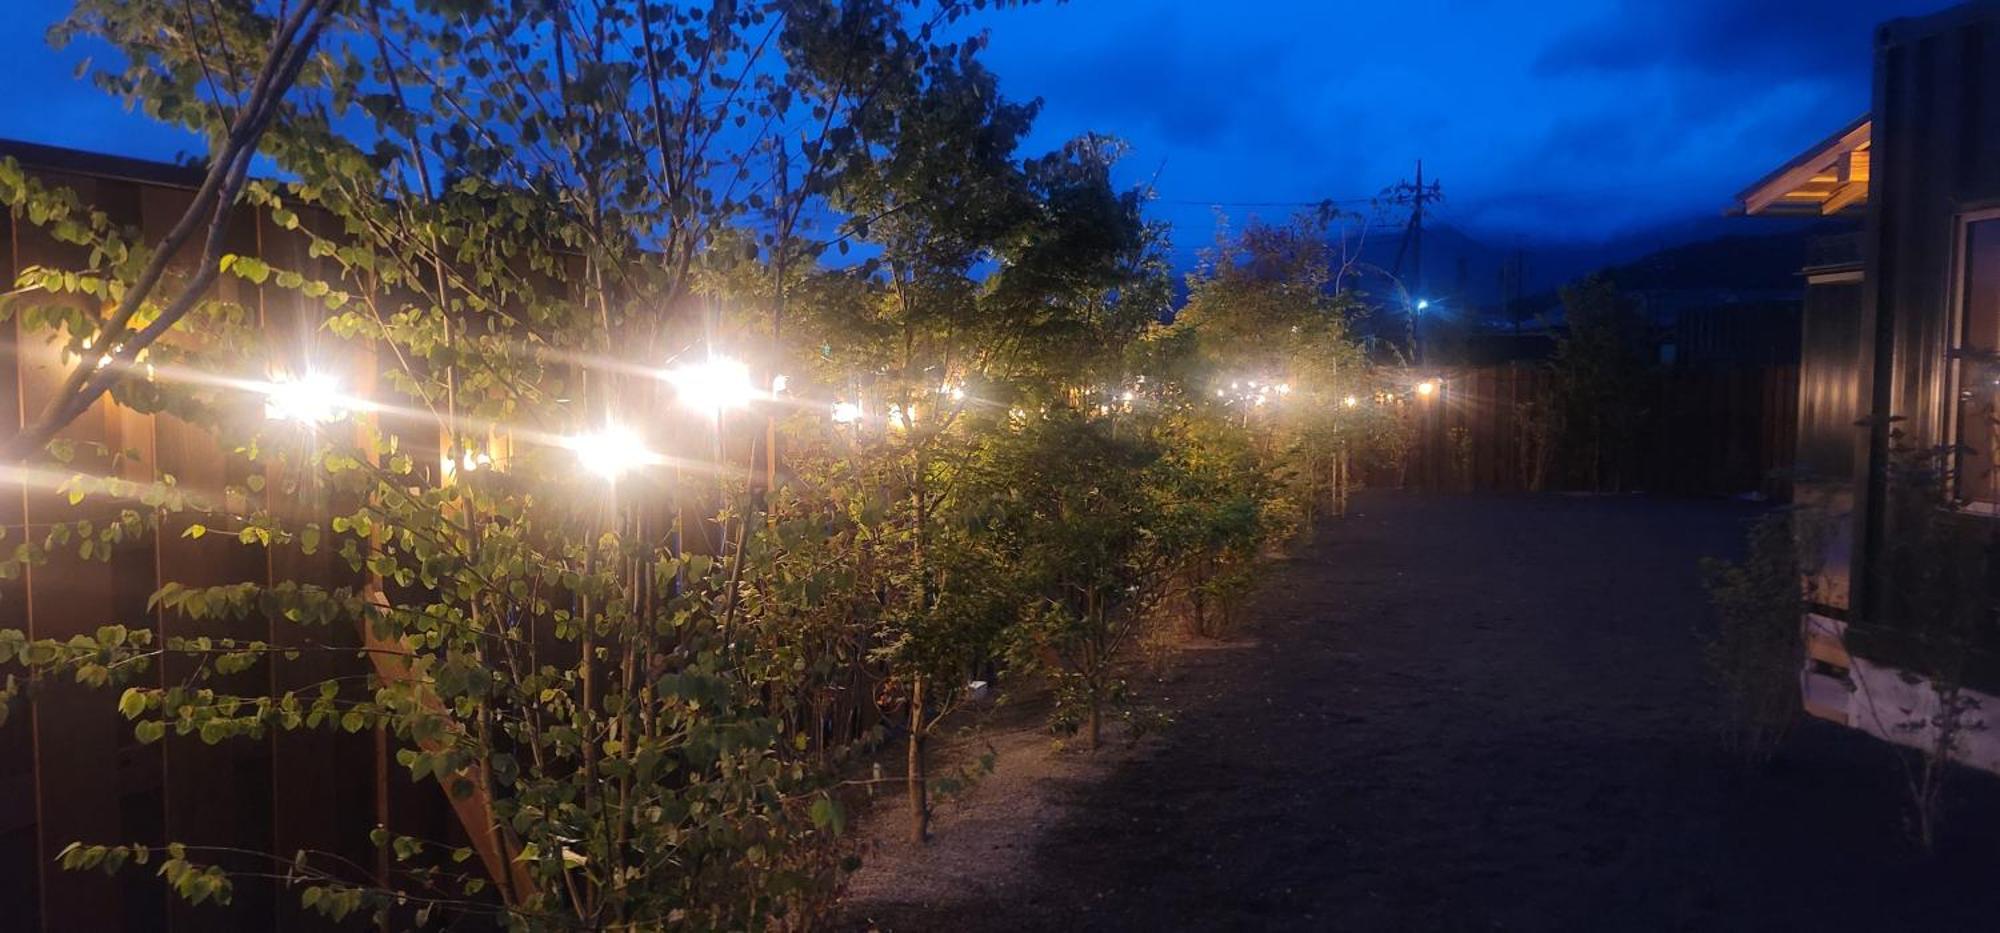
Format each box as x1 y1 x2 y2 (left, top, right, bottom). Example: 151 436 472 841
1404 361 1800 500
0 157 450 931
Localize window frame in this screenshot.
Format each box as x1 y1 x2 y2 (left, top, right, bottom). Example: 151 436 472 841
1946 207 2000 510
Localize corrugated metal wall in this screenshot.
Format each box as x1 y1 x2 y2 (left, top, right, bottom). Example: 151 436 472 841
1858 5 2000 620
1795 278 1866 613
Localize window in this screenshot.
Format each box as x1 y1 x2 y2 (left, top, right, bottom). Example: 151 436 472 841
1954 215 2000 505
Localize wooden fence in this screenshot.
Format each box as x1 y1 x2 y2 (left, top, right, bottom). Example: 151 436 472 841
1405 361 1800 500
0 145 459 932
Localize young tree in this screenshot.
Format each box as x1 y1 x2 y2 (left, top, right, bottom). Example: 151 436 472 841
1547 276 1653 492
1 0 1064 924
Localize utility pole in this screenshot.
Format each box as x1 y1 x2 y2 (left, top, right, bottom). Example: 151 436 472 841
1511 249 1526 334
1390 159 1444 299
1389 159 1444 363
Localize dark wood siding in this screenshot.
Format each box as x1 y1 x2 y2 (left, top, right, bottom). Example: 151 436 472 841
0 147 453 931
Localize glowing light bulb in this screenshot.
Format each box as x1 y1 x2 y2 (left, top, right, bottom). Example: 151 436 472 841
1416 380 1438 398
1343 395 1360 408
665 356 757 415
831 401 862 424
566 426 652 479
262 372 350 424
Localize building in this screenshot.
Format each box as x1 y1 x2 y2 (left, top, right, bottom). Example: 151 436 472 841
1738 2 2000 773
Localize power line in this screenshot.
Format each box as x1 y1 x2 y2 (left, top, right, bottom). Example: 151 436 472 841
1151 195 1379 208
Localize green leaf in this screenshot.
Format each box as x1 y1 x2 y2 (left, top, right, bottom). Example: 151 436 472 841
809 796 845 834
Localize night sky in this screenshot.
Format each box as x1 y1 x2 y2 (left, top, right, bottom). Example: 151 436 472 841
0 0 1950 255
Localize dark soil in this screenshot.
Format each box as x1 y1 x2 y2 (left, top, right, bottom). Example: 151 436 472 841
849 492 2000 931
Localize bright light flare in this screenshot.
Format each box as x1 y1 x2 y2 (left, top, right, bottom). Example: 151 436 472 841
1343 395 1360 408
664 357 757 415
262 372 350 425
831 401 863 424
1416 380 1438 398
565 426 654 480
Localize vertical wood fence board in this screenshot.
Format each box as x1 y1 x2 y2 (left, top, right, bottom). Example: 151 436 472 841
1407 362 1799 498
14 173 128 931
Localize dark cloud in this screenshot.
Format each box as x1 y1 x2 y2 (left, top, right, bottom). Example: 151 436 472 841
0 0 1939 250
1005 7 1309 152
1536 0 1948 79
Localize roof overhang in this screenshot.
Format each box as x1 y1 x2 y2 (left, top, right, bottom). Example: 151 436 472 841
1734 115 1871 217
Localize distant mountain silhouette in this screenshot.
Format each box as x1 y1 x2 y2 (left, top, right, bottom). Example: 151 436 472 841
1168 210 1834 329
1330 213 1825 309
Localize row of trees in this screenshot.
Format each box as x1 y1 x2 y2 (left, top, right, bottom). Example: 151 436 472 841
0 0 1405 927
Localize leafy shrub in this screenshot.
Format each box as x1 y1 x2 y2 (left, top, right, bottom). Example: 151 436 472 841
1700 512 1804 765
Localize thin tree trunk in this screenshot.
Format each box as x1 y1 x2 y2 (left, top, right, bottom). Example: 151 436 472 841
907 674 929 844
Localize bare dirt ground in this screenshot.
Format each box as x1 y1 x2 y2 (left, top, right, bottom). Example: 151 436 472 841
836 492 2000 931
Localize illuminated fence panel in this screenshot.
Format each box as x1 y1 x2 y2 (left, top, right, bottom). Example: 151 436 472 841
0 145 456 933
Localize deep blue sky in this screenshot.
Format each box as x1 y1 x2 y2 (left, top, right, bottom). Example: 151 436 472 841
0 0 1950 253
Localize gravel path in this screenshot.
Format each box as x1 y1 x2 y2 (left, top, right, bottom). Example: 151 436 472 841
840 492 2000 931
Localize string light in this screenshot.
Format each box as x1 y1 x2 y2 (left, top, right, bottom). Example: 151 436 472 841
262 372 350 425
664 356 757 415
442 450 494 478
565 426 652 479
